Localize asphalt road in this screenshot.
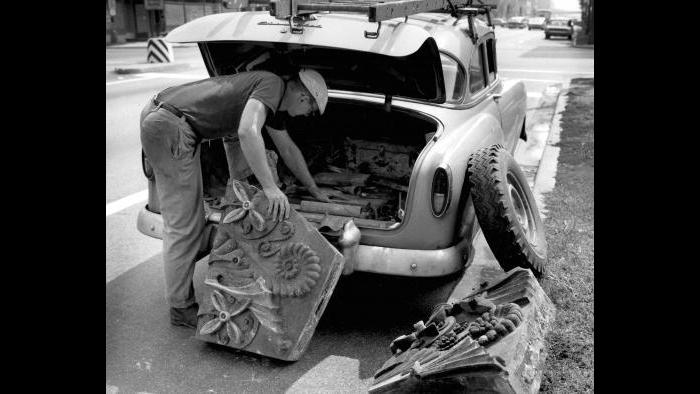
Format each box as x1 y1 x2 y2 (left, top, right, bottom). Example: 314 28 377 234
106 27 593 394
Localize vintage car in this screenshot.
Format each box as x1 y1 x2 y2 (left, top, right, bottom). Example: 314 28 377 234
544 17 574 39
506 16 528 28
138 8 546 283
491 17 505 27
527 16 546 30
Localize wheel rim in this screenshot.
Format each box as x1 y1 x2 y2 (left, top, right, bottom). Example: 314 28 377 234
507 173 537 244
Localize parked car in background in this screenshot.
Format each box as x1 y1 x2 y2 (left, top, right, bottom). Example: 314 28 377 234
527 17 546 30
491 17 505 27
544 17 573 39
506 16 528 28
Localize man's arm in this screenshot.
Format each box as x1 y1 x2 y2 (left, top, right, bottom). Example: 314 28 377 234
238 98 290 221
266 126 331 203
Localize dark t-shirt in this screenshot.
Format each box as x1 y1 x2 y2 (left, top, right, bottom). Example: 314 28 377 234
156 71 287 140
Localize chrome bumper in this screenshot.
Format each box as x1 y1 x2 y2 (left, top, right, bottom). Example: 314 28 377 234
136 206 470 277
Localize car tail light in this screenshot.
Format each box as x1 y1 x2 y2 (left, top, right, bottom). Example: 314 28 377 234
431 165 452 217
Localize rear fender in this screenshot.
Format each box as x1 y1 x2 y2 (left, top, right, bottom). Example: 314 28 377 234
424 112 503 240
497 79 527 152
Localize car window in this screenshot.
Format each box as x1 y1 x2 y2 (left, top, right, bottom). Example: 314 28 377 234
468 44 485 94
485 39 496 83
549 19 568 26
440 53 466 103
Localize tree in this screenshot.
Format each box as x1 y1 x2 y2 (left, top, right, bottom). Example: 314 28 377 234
579 0 593 44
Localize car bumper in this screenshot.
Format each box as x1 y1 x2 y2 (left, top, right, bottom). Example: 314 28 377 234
137 206 471 278
546 29 572 35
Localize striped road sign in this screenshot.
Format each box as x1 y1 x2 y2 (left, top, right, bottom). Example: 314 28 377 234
147 38 173 63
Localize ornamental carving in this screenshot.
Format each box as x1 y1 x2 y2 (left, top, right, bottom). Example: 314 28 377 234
372 268 546 392
269 242 321 297
194 180 345 361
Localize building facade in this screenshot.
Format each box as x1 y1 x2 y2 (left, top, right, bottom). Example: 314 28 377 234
106 0 571 44
106 0 247 44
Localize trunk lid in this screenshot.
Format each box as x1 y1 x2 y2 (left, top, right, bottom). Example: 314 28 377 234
166 12 446 103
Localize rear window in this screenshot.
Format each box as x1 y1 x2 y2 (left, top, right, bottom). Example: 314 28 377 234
549 19 569 26
485 39 496 83
468 45 485 94
440 53 466 103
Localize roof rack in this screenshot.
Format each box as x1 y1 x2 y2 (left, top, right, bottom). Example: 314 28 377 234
251 0 497 39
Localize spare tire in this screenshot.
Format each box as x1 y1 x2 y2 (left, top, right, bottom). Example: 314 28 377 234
467 144 547 277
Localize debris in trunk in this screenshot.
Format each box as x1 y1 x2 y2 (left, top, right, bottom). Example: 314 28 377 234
344 138 418 180
300 200 364 217
313 172 371 186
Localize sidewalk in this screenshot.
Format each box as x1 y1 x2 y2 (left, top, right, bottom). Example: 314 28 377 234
107 41 197 49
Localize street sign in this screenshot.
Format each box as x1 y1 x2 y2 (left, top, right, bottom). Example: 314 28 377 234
108 0 116 16
144 0 165 10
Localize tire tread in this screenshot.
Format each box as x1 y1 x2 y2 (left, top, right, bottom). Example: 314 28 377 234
467 145 547 277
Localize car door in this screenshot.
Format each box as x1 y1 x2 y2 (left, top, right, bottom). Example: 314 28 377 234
483 37 522 151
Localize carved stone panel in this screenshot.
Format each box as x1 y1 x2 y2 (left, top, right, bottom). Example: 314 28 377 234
370 268 555 393
193 181 345 361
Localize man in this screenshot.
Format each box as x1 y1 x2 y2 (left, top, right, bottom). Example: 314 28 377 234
140 69 331 328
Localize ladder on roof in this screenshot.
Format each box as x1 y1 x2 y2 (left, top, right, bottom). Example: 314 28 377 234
250 0 497 39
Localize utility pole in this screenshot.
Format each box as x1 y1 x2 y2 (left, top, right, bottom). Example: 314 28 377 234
108 0 118 44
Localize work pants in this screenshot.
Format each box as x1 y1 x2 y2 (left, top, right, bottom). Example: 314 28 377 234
140 99 205 309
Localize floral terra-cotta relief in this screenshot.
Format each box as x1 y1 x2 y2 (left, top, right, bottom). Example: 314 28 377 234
199 181 324 348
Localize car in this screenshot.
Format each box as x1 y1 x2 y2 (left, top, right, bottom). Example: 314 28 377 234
506 16 528 28
491 17 505 27
527 16 546 30
137 2 547 358
544 17 574 39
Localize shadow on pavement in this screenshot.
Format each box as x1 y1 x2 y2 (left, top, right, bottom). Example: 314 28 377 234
106 255 464 393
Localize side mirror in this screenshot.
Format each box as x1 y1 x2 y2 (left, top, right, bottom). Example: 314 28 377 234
222 0 232 8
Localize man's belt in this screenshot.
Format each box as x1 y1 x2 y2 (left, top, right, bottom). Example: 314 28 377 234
153 97 184 118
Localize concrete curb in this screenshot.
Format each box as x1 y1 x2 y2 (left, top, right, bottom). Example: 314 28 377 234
531 80 570 218
114 62 193 74
515 83 564 191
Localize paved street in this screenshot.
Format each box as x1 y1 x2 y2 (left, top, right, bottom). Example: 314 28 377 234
106 26 593 393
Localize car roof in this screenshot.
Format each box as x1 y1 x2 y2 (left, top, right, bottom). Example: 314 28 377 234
166 11 491 60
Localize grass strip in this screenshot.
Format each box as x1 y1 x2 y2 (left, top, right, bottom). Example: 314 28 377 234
539 78 594 393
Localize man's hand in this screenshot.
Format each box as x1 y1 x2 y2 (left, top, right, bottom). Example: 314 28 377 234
308 185 332 203
263 186 290 222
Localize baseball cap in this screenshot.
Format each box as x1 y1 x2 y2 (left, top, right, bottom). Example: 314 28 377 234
298 68 328 115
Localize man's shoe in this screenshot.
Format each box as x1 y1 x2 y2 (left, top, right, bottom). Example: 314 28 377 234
170 303 198 328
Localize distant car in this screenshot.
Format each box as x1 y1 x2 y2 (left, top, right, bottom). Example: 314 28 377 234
491 17 505 27
544 17 573 39
506 16 528 29
527 17 546 30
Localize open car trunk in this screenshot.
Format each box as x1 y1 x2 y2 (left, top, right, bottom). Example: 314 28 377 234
201 98 438 236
